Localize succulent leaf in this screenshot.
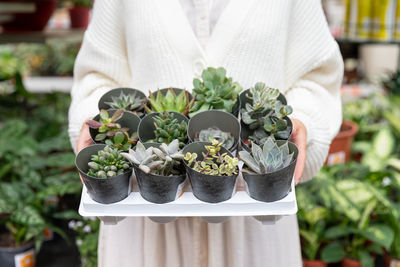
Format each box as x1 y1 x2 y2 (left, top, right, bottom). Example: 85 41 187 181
87 146 131 178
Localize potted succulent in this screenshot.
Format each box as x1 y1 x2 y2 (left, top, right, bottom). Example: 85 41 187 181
183 140 239 203
98 88 147 117
239 136 298 202
121 140 186 204
86 109 140 151
189 67 242 117
143 88 194 116
65 0 93 29
75 145 133 204
240 82 293 152
138 111 189 147
188 110 240 152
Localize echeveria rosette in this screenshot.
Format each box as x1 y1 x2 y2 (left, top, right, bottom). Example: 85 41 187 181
105 91 146 117
144 88 195 116
195 127 235 150
189 67 242 117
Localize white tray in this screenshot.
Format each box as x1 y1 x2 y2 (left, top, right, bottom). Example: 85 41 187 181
79 177 297 225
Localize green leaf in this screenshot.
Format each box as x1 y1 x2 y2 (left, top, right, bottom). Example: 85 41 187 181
99 109 109 121
321 242 345 263
373 127 394 159
113 132 125 144
359 251 374 267
110 109 124 121
359 224 394 250
325 225 357 239
12 206 45 226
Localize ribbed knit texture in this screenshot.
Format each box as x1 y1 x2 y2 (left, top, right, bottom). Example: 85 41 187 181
69 1 343 266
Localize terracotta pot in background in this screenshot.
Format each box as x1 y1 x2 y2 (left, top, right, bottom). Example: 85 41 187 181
303 259 328 267
386 256 400 267
69 6 90 28
325 120 359 166
341 258 361 267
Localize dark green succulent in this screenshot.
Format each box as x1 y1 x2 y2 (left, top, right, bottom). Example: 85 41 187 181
86 109 138 151
195 127 235 150
152 111 188 146
105 91 146 117
144 88 194 116
189 67 242 117
184 140 239 176
87 146 131 178
239 136 294 174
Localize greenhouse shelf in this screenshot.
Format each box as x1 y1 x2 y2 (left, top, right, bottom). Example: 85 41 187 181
79 178 298 225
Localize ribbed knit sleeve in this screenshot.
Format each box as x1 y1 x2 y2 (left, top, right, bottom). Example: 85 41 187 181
284 0 344 182
68 0 131 152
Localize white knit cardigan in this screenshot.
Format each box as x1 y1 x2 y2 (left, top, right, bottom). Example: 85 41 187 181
69 1 343 266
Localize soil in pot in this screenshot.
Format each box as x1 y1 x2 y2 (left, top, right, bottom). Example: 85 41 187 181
303 259 328 267
98 88 147 117
325 120 359 166
89 109 140 145
138 111 189 145
188 110 240 153
182 141 239 203
75 144 133 204
341 258 361 267
0 234 35 267
241 140 298 202
69 6 90 29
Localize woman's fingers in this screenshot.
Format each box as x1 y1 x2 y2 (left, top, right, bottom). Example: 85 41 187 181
76 122 93 153
290 118 307 185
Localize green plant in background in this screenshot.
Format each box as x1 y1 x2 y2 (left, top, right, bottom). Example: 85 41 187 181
144 88 195 116
105 91 146 117
63 0 93 7
122 140 185 176
383 70 400 95
152 111 188 146
184 140 239 176
239 136 294 174
195 127 235 150
86 109 138 151
241 82 293 143
87 146 131 178
189 67 242 117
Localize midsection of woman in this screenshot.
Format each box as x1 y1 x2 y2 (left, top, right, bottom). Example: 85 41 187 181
69 1 343 266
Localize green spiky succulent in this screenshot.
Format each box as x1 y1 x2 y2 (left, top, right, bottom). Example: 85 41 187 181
86 109 138 151
152 111 188 146
184 140 239 176
105 91 146 117
121 140 184 176
189 67 242 117
239 136 294 174
87 146 131 178
241 82 293 142
195 127 235 150
144 88 195 115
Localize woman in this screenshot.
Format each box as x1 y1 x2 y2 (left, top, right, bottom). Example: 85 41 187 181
69 0 343 266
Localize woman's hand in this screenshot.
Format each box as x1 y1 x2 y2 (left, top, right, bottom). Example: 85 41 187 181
290 118 307 185
76 122 93 153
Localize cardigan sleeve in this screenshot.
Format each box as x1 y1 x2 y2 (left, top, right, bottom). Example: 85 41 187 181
68 0 131 152
284 0 344 183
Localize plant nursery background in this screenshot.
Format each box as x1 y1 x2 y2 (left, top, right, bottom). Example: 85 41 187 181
1 0 400 267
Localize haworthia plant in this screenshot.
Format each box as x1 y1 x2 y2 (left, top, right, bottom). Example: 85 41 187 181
87 146 131 178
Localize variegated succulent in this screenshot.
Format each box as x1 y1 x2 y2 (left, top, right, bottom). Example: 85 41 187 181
87 146 131 178
144 88 194 115
195 127 235 150
184 140 239 176
105 91 146 117
239 136 294 174
121 140 184 176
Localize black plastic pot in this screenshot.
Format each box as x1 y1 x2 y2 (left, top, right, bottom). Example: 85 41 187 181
231 95 241 117
187 110 241 153
98 88 147 116
0 242 34 267
240 116 293 153
182 142 239 203
138 111 189 144
89 109 140 145
242 141 298 202
75 144 133 204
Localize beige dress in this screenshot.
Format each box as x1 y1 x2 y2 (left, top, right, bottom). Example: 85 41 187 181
68 0 344 266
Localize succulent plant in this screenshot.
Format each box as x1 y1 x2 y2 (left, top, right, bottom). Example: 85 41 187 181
189 67 242 117
87 146 131 178
152 111 188 146
86 109 138 151
241 82 293 142
105 91 146 117
194 127 235 150
382 70 400 95
144 88 195 115
239 136 294 174
184 140 239 176
121 140 184 176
